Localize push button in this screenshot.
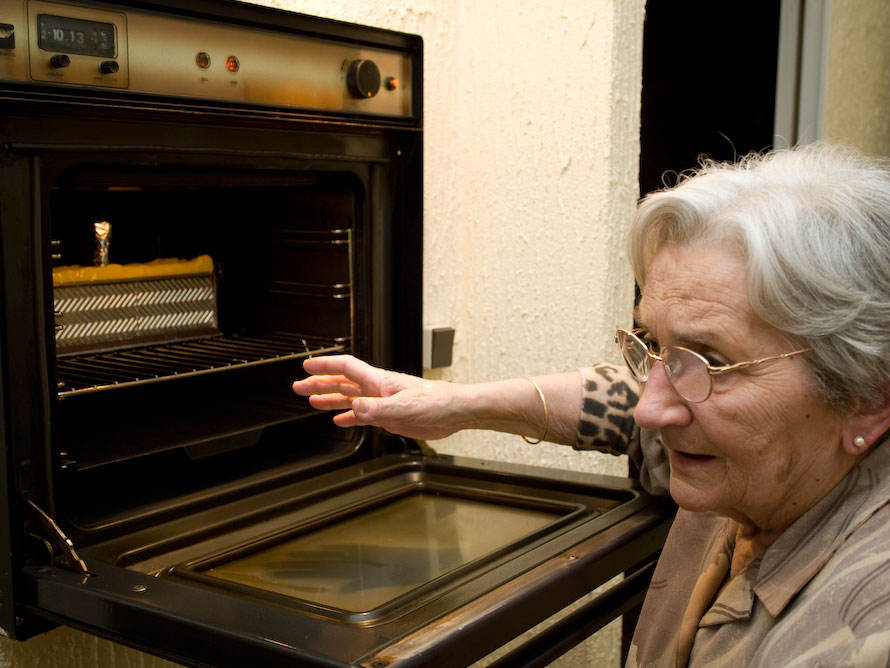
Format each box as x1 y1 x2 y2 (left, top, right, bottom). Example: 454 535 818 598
50 54 70 68
100 60 119 74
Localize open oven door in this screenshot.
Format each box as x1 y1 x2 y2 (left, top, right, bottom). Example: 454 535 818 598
14 443 673 668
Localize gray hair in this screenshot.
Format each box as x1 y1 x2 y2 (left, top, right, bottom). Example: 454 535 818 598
629 143 890 411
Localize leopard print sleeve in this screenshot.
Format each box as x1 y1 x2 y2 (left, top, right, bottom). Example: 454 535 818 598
576 363 639 454
575 364 671 497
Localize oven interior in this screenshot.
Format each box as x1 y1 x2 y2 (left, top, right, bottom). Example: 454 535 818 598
48 163 375 546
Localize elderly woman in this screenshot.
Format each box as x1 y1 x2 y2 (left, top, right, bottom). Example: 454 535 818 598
292 143 890 667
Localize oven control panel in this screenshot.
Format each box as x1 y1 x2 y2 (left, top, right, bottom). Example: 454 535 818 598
25 1 129 87
0 0 414 118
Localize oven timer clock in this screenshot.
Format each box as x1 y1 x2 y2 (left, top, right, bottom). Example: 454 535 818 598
37 13 115 59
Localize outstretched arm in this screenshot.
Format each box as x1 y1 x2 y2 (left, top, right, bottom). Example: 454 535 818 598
293 355 670 496
291 354 583 444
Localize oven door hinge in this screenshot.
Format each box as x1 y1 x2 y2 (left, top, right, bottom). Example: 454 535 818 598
23 498 88 575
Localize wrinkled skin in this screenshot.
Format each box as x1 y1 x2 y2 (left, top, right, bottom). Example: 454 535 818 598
633 244 864 550
292 355 466 440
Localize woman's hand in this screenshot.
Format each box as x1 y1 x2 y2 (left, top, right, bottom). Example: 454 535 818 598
291 354 464 440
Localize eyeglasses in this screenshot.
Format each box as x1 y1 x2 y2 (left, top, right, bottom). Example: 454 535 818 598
615 328 812 403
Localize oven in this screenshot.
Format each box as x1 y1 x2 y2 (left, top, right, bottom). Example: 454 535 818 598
0 1 673 666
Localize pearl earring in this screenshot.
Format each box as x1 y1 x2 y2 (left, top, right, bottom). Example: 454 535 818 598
854 436 867 449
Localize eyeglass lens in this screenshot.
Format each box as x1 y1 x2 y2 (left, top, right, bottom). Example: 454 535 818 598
619 331 712 402
621 333 651 380
661 348 711 402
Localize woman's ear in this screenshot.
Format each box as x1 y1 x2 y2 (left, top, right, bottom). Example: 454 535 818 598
843 390 890 456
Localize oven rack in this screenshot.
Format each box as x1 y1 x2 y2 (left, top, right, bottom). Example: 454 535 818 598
55 333 347 399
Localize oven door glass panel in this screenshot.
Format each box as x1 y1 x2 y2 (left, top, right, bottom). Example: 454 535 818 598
196 491 565 612
87 457 616 624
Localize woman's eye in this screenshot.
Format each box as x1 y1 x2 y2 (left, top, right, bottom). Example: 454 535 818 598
642 335 661 353
701 351 727 367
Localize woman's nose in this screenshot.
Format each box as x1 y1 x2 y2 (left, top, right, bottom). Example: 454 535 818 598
633 360 693 429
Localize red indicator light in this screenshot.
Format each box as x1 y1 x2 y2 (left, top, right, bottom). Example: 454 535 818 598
225 56 239 73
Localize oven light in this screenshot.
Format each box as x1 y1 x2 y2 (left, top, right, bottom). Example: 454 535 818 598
225 56 239 73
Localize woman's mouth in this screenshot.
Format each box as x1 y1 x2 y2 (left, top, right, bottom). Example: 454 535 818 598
668 449 716 469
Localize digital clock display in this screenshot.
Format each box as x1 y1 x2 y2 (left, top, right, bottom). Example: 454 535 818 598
37 14 115 58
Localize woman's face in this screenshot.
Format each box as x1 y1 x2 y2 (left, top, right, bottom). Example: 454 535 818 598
634 244 856 531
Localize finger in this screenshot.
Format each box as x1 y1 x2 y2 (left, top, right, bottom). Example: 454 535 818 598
331 410 358 428
306 393 356 411
292 375 362 397
302 354 362 376
351 396 396 425
345 397 392 428
302 355 385 390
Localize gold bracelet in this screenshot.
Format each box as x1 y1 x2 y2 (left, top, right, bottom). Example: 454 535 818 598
522 377 550 444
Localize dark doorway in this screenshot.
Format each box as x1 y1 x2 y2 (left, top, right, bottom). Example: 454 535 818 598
639 2 782 195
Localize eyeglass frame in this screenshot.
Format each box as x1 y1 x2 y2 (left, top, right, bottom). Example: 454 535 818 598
615 328 813 402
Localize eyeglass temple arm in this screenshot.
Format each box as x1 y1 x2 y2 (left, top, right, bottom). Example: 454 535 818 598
708 348 812 376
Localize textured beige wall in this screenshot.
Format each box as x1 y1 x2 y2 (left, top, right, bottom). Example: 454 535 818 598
823 0 890 156
0 1 644 666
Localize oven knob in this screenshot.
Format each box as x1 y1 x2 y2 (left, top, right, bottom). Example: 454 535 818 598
100 60 119 75
346 59 381 99
49 54 70 68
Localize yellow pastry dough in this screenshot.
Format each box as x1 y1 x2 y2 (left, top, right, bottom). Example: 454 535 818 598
52 255 214 286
